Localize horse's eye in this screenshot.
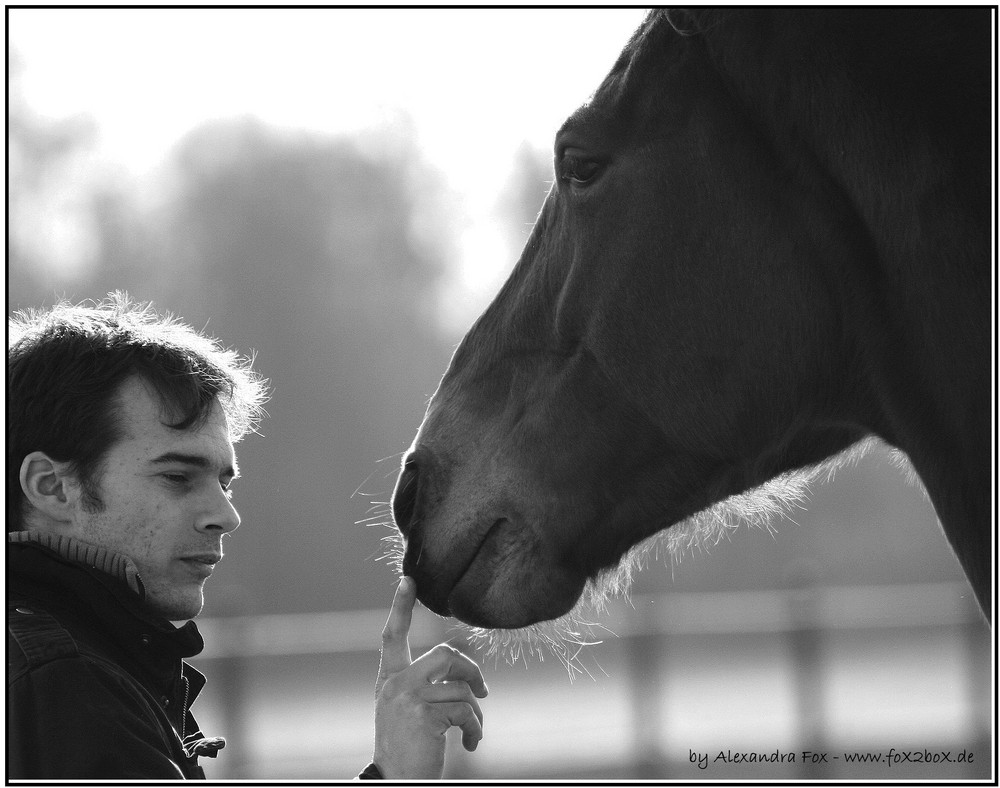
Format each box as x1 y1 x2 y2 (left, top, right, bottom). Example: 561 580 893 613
559 150 601 185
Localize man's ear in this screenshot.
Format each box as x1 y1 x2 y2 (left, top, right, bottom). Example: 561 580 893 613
19 452 80 528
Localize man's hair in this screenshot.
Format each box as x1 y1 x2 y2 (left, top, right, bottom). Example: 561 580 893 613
8 292 269 529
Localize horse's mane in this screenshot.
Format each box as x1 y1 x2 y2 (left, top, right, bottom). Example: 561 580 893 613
661 8 729 37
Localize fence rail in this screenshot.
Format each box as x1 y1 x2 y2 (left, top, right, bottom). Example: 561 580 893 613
194 579 984 659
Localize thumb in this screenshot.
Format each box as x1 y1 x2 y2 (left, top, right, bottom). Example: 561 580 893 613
377 576 415 682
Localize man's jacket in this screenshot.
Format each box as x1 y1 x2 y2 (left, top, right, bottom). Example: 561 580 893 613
7 532 224 779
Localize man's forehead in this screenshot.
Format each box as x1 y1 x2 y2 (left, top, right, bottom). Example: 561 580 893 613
116 376 237 462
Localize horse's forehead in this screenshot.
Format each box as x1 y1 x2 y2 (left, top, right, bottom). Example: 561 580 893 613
582 12 713 132
590 27 657 107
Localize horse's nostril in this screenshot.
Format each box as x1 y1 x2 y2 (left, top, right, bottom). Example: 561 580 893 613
392 455 420 538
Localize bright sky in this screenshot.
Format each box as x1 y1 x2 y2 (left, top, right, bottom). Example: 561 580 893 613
9 7 648 332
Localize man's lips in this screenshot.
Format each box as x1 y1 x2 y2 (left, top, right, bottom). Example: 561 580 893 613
179 554 222 577
183 553 222 564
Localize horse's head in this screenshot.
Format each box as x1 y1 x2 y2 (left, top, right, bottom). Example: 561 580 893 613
391 9 989 632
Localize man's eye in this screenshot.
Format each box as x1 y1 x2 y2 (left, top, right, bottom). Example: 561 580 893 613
163 474 189 486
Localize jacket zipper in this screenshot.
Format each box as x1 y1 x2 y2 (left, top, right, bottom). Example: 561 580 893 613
179 673 190 741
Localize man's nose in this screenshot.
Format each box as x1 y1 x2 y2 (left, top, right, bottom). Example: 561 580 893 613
196 488 241 534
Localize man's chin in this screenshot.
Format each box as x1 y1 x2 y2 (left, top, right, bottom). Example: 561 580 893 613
147 587 205 622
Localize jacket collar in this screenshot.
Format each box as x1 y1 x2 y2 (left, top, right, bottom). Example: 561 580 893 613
7 532 205 663
8 530 144 596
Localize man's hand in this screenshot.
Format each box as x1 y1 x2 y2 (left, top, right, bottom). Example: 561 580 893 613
373 576 488 779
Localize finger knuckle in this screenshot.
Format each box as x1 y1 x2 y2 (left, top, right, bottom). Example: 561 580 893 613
380 624 396 643
437 642 463 656
461 703 479 722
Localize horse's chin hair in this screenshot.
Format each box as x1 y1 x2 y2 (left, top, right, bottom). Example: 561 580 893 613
463 607 617 681
373 526 618 680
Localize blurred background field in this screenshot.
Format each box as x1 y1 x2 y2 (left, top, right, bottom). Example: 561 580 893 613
8 7 994 781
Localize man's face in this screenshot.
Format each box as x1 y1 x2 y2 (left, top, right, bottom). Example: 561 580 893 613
67 376 241 621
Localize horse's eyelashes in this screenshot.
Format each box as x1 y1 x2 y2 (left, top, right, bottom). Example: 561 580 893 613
559 150 602 186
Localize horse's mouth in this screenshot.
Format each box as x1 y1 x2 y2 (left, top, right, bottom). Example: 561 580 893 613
446 517 509 624
403 517 507 621
415 516 585 630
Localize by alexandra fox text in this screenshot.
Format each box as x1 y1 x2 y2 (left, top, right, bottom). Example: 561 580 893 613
690 748 975 770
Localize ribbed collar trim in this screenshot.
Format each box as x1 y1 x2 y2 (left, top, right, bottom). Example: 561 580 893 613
7 531 144 598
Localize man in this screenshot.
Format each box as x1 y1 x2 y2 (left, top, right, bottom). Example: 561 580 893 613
7 294 487 779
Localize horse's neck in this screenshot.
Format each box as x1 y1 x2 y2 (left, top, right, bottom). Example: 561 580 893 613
709 11 992 617
710 10 989 441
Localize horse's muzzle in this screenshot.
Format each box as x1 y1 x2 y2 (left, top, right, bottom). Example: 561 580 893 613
391 450 454 617
391 452 420 541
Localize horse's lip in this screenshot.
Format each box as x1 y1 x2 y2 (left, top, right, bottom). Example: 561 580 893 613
448 515 583 629
446 518 507 608
407 517 507 619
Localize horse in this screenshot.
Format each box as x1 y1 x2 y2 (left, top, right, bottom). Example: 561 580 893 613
390 8 993 651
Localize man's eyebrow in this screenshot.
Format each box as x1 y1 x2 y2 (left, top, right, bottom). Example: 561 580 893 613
149 452 239 479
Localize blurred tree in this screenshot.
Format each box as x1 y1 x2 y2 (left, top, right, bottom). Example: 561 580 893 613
495 142 552 261
139 117 456 615
7 51 98 310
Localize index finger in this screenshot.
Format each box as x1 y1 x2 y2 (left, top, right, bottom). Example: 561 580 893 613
378 575 415 679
